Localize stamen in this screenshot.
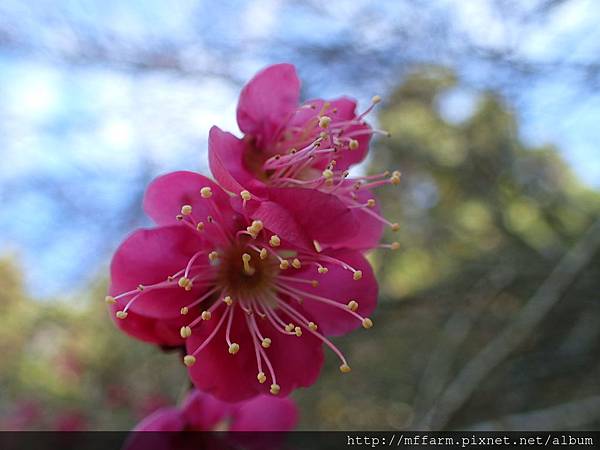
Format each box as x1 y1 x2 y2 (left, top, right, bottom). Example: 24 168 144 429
183 355 196 367
186 307 230 362
181 205 193 216
277 300 352 373
200 187 213 198
180 326 192 338
269 235 281 247
242 253 255 275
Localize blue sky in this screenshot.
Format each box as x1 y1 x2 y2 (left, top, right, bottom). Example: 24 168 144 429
0 0 599 298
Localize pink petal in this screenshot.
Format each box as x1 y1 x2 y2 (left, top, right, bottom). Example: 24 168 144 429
143 171 236 235
230 396 298 431
186 306 323 402
108 303 186 347
237 64 300 143
132 407 185 431
109 225 211 319
181 390 232 431
208 126 267 196
334 187 385 250
246 199 312 250
286 249 378 336
266 187 360 246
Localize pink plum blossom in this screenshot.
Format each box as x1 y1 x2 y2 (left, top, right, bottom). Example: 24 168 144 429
133 389 298 432
209 63 401 251
107 171 377 402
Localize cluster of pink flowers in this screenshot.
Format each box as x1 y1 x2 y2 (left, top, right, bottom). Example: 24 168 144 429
107 64 399 431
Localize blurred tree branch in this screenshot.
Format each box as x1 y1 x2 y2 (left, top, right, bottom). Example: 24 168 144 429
467 394 600 430
419 218 600 430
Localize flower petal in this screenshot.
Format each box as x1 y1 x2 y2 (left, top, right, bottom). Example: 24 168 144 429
186 306 323 402
266 187 360 247
108 303 186 347
208 126 267 196
237 63 300 142
181 390 232 431
230 396 298 431
246 199 312 250
132 407 185 431
143 171 235 234
285 249 378 336
335 187 385 250
109 225 211 319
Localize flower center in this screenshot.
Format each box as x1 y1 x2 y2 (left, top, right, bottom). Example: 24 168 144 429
216 243 277 299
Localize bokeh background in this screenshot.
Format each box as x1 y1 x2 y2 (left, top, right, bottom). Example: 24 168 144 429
1 0 599 431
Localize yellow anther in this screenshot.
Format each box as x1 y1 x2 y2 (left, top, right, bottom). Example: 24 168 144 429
250 220 263 232
340 363 352 373
104 295 116 304
223 296 233 306
261 338 272 348
362 318 374 329
180 306 189 315
178 277 191 288
294 326 302 337
322 168 334 179
208 251 219 262
240 190 251 201
347 300 359 312
183 355 196 367
270 384 281 395
292 258 302 269
200 187 213 198
284 323 294 332
390 171 401 185
391 222 400 232
310 280 319 288
349 139 359 150
228 343 240 354
259 248 268 260
181 204 193 216
269 235 281 247
318 266 328 274
201 310 212 320
313 240 322 253
279 260 289 270
242 253 255 275
116 310 128 319
180 326 192 338
137 284 145 291
318 116 332 128
390 242 400 250
366 199 376 208
372 95 382 104
308 322 318 331
257 372 267 384
196 222 205 232
353 270 363 281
